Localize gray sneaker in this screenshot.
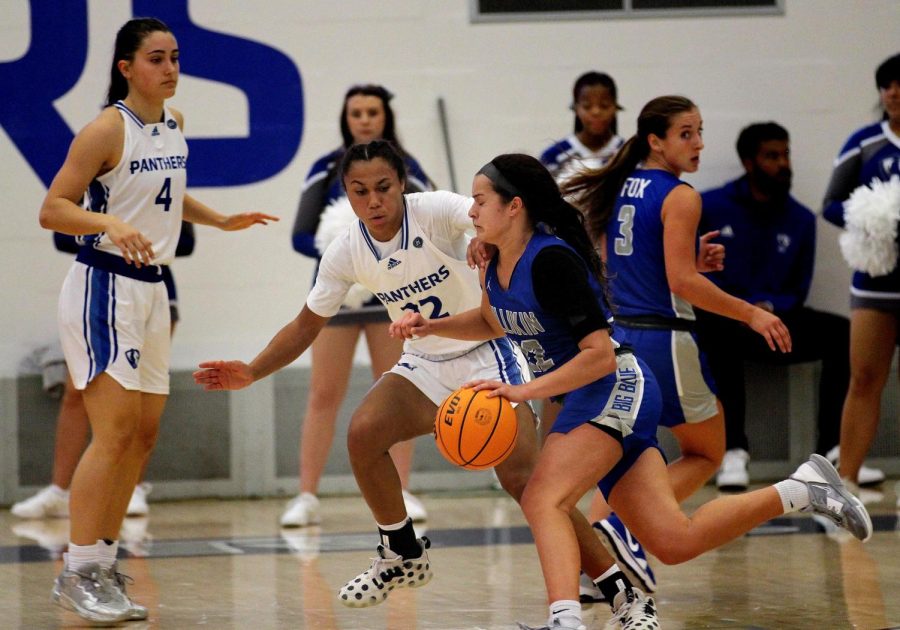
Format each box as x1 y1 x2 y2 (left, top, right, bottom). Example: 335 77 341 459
51 563 131 625
110 562 149 621
790 453 873 542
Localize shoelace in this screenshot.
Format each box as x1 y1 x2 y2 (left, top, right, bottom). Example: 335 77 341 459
609 590 638 625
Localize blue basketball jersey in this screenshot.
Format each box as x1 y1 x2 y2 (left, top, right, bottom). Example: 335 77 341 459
485 231 614 377
605 168 695 320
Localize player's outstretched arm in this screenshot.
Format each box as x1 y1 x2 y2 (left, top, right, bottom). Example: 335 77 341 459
194 306 329 390
183 194 279 231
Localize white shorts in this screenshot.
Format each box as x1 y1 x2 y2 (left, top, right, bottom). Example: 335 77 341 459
58 261 171 394
390 338 530 406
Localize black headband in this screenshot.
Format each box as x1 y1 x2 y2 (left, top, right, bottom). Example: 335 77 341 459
477 162 523 199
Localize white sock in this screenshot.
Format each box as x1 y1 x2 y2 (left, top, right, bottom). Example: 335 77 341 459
66 542 100 573
49 484 69 498
773 479 810 513
548 599 582 628
97 539 119 570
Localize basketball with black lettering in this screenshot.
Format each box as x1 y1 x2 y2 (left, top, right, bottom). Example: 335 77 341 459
434 387 518 470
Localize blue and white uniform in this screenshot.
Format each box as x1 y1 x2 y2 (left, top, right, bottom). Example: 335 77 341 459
822 120 900 310
539 134 624 185
604 168 718 428
292 147 431 325
307 191 526 406
485 230 661 497
58 102 188 393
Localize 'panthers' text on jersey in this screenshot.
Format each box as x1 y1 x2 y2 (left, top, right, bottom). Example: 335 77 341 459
307 191 485 358
81 101 188 264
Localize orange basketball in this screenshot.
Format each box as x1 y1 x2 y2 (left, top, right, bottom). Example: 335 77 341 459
434 387 518 470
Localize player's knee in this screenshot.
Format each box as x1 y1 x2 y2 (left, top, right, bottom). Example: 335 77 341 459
346 410 391 461
95 428 139 462
497 468 530 502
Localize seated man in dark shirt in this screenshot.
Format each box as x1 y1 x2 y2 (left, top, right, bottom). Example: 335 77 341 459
696 122 884 491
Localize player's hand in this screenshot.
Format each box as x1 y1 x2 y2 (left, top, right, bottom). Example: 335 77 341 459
466 237 497 270
462 379 528 403
219 212 279 231
389 311 430 339
106 218 155 267
748 308 792 353
696 230 724 272
193 360 255 390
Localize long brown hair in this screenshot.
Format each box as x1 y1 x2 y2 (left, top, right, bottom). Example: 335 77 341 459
563 95 697 243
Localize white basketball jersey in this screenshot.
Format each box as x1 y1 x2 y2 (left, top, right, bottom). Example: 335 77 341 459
81 101 188 264
308 191 483 357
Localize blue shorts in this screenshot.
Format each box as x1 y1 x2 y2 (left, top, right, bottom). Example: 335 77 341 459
616 326 718 428
548 352 663 499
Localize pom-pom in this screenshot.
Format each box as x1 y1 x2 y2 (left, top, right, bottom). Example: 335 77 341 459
314 196 373 308
839 175 900 277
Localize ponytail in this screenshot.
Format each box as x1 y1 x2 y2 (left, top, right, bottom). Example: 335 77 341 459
481 154 604 283
563 95 697 243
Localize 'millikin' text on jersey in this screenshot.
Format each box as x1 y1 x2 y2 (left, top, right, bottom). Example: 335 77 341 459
375 265 450 304
492 306 545 337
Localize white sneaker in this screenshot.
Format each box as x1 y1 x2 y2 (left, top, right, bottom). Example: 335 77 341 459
280 492 321 528
338 537 432 607
825 445 885 487
605 587 659 629
716 448 749 492
11 486 69 519
126 483 151 517
402 490 428 522
119 517 152 557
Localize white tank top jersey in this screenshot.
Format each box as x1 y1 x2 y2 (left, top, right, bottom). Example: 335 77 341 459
80 101 188 265
307 191 484 358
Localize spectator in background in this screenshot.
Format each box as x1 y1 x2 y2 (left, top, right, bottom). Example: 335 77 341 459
822 53 900 492
285 84 432 528
697 122 885 491
540 71 625 187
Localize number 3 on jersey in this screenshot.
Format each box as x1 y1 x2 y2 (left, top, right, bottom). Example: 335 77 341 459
614 204 635 256
155 177 172 212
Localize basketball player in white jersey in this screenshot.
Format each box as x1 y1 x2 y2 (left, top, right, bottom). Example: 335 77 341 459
194 140 624 611
39 18 276 624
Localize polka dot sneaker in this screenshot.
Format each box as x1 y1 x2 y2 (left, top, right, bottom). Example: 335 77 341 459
338 537 432 607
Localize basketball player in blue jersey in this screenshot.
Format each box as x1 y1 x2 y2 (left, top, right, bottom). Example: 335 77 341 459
558 95 792 587
39 18 276 625
393 154 872 630
822 53 900 490
196 140 629 613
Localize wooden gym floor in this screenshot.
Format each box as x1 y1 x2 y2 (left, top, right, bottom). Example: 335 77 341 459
1 482 899 629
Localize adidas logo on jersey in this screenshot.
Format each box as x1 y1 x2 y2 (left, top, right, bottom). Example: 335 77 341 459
720 224 734 238
151 126 160 136
387 257 402 269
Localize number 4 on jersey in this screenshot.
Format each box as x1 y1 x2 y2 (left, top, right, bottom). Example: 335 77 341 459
155 177 172 212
